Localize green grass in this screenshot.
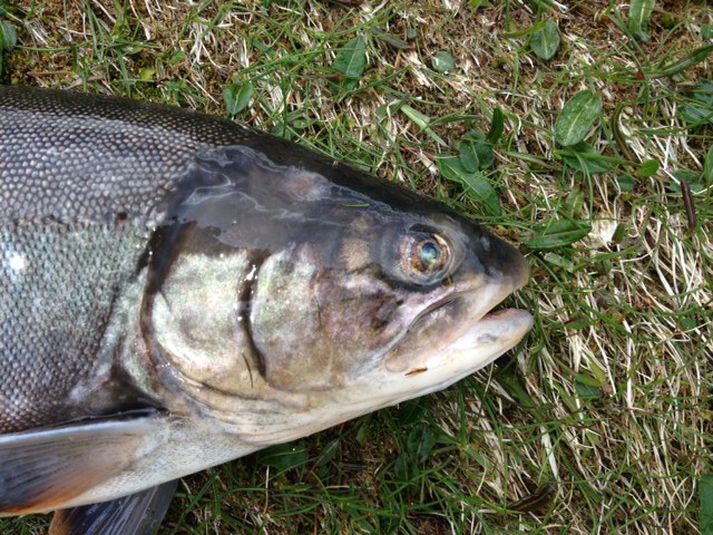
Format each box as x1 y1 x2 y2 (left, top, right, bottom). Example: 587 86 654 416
1 0 712 533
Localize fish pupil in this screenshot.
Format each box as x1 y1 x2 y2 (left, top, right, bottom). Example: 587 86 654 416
419 241 441 270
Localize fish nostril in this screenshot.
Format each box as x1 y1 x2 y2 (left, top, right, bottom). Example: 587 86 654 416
472 232 528 290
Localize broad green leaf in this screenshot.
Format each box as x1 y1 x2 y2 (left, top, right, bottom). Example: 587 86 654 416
458 140 481 172
701 475 713 535
525 219 591 250
565 188 585 217
560 142 609 175
612 223 627 243
460 171 500 215
670 169 703 193
394 398 428 426
487 107 505 144
392 453 414 481
333 35 367 81
139 67 156 82
459 131 495 171
407 423 436 464
588 360 607 385
256 440 308 473
438 154 471 184
628 0 655 42
529 20 560 60
617 174 636 192
635 159 660 178
575 380 602 400
555 90 603 147
660 11 677 29
355 421 371 445
437 155 501 215
704 146 713 185
496 364 537 411
655 44 713 79
681 81 713 127
463 130 487 144
223 82 254 115
0 20 16 52
431 51 455 73
671 169 705 194
475 142 495 169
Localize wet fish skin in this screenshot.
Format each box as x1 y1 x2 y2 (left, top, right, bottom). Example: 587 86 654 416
0 87 532 533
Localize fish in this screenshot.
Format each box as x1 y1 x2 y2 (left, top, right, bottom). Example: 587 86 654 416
0 86 533 534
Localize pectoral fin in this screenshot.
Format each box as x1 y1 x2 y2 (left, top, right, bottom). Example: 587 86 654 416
0 410 163 515
49 480 178 535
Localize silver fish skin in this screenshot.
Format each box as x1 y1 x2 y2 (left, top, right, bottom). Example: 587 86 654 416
0 87 532 533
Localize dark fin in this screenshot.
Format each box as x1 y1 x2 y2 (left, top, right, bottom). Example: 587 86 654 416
0 410 162 515
49 480 178 535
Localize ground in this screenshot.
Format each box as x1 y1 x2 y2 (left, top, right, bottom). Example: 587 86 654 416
1 0 711 533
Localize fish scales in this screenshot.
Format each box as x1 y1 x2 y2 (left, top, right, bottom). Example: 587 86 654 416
0 88 244 434
0 224 143 432
0 87 248 222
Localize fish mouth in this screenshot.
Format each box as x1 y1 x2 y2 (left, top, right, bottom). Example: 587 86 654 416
385 274 532 378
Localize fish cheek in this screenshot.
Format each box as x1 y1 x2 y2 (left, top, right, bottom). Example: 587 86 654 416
317 281 404 354
249 253 334 392
249 256 404 392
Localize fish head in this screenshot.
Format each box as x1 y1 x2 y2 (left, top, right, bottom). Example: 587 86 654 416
249 211 532 394
145 146 532 443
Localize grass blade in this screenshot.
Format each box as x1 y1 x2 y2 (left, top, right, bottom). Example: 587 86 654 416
654 44 713 78
487 108 505 144
628 0 655 42
401 104 447 146
701 475 713 535
705 147 713 185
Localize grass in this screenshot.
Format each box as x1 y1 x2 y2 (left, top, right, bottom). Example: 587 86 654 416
1 0 711 533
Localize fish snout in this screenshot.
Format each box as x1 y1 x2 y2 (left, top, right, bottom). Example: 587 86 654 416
470 231 529 292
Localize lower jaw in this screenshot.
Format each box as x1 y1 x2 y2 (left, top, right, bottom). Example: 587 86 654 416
449 308 533 352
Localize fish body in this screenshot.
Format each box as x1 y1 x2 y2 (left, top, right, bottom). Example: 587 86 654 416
0 87 532 533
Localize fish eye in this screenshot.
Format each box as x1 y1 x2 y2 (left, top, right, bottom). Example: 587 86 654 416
400 232 452 284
